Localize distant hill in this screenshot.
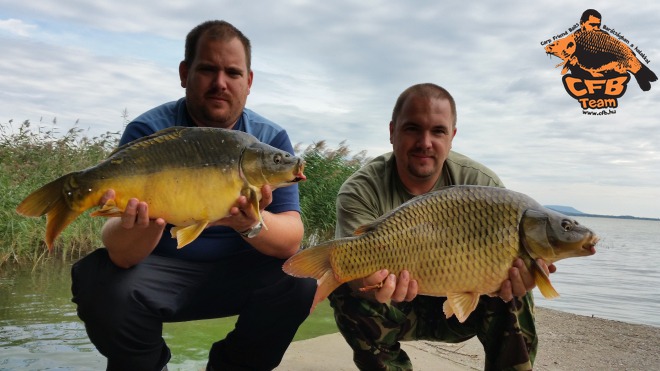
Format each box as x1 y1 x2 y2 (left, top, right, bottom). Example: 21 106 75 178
544 205 660 221
545 205 584 215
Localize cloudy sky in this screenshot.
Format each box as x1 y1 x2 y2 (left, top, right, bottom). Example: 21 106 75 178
1 1 658 219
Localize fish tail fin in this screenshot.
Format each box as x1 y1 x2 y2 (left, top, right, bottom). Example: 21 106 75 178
16 176 68 217
16 175 84 251
283 241 342 312
533 260 560 299
311 270 342 313
633 63 657 91
283 241 335 279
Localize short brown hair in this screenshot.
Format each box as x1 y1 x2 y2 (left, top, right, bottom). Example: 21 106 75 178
391 83 457 127
184 20 252 70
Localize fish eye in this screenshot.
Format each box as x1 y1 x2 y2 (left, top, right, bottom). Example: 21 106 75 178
561 220 573 232
274 154 282 164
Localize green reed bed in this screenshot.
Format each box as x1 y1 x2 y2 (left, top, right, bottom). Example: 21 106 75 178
0 119 120 265
1 119 366 266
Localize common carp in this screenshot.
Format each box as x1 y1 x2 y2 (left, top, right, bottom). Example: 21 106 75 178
283 186 598 323
545 30 657 91
16 126 306 250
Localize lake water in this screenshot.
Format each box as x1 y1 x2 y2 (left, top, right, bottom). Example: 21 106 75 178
533 216 660 327
1 216 658 369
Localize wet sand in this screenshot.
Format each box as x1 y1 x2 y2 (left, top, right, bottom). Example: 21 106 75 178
278 307 660 370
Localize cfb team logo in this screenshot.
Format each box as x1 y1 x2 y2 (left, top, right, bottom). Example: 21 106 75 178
542 9 657 113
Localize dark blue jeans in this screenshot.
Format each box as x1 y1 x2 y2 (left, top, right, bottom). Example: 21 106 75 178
71 248 316 371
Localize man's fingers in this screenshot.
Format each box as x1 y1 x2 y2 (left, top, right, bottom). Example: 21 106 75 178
509 266 528 297
390 270 410 303
404 279 418 302
537 259 554 275
135 202 150 227
120 198 152 229
260 185 273 209
374 274 396 303
362 269 389 288
120 198 138 228
499 279 513 302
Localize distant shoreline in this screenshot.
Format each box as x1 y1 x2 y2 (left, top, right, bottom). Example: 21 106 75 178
574 213 660 221
545 206 660 221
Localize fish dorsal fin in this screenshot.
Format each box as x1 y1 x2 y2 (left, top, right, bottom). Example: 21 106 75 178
108 126 187 156
353 218 384 235
445 292 480 323
90 199 123 217
352 192 432 235
170 221 209 249
532 259 560 299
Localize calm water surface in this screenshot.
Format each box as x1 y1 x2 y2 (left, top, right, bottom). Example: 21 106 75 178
534 216 660 327
1 216 658 370
0 262 337 370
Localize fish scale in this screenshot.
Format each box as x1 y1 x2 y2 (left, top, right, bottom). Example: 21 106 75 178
284 185 598 322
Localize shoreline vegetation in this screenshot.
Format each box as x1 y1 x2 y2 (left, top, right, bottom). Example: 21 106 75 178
0 119 367 266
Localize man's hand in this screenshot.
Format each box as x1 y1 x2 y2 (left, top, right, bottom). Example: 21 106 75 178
208 185 273 232
100 189 166 230
354 269 418 304
100 189 166 268
498 258 557 302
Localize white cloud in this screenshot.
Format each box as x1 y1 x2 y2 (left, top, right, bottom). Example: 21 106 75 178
0 18 37 37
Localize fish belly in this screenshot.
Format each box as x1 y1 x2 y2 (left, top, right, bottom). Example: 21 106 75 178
94 167 244 226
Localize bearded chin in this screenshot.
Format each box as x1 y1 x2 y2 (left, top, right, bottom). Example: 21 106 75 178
202 106 236 128
408 164 436 179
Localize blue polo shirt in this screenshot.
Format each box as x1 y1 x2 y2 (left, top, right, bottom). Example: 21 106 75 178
119 98 301 261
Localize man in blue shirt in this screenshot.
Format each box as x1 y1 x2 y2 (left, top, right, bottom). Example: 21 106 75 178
71 20 316 370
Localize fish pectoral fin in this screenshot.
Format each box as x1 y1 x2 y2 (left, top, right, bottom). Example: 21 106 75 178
533 260 560 299
244 185 268 230
445 292 480 323
90 199 123 217
170 221 209 249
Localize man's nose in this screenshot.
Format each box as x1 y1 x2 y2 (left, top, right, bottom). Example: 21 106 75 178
212 71 228 89
418 131 432 148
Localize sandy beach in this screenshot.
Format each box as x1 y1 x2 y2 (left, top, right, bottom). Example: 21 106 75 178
278 307 660 370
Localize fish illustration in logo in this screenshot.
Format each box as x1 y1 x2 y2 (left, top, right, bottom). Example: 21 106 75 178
545 9 657 91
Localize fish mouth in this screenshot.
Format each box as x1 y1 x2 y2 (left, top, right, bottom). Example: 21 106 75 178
582 234 599 255
292 160 306 183
292 173 306 182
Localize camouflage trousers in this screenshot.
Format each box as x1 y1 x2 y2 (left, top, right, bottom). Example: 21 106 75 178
329 284 537 371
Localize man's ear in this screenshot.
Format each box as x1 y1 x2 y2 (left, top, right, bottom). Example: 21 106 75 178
389 121 394 144
179 61 188 88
